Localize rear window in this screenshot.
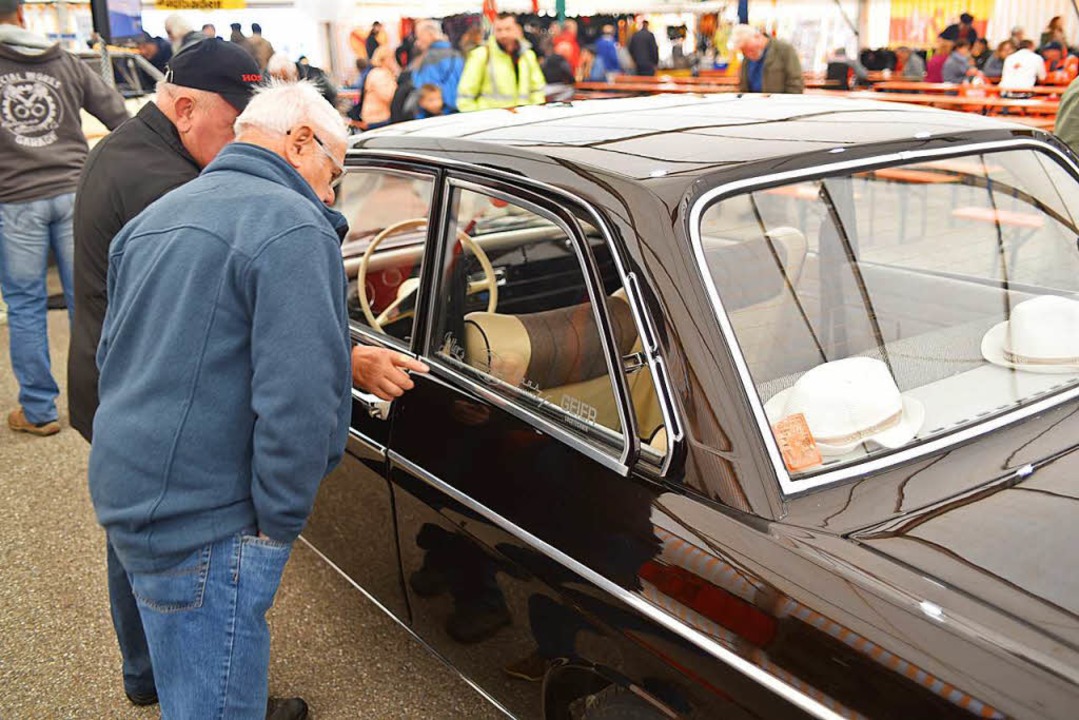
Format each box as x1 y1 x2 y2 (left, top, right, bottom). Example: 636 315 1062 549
698 147 1079 480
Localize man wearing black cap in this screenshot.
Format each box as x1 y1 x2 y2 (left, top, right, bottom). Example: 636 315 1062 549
70 38 318 718
940 12 978 46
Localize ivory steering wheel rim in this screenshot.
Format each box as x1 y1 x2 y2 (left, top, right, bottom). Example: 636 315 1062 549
357 218 499 332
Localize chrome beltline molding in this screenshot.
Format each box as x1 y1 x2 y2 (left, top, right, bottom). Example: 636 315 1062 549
296 535 518 719
389 450 850 720
687 137 1079 497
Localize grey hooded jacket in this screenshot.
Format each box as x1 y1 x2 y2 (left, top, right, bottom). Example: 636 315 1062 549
0 24 128 203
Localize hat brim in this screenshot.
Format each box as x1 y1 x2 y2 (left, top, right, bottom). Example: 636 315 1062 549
764 387 925 457
981 320 1079 374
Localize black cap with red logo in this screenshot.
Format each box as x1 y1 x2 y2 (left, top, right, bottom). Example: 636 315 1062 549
164 38 262 112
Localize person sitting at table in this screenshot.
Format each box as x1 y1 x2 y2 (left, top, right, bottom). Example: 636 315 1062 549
982 40 1015 80
999 39 1046 96
1041 41 1078 85
942 40 980 84
1040 16 1068 50
972 38 991 70
895 46 925 81
925 38 952 83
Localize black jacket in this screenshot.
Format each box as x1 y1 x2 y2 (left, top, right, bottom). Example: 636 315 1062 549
628 29 659 74
69 102 200 441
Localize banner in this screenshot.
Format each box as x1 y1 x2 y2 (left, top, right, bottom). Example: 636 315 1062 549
153 0 246 10
888 0 993 47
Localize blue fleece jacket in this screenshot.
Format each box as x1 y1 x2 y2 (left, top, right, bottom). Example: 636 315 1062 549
89 143 352 573
411 40 464 111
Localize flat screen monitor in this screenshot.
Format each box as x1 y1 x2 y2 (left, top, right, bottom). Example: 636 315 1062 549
90 0 144 44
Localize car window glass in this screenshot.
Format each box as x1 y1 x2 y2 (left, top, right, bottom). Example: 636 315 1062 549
335 168 434 345
430 185 629 455
700 148 1079 480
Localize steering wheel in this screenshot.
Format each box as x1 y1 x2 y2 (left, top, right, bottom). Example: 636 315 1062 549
357 218 499 332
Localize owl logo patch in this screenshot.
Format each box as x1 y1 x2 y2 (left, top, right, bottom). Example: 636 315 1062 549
0 72 63 148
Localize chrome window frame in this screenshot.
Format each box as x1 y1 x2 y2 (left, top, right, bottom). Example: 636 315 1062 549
337 164 439 353
689 137 1079 497
346 148 683 477
423 176 633 473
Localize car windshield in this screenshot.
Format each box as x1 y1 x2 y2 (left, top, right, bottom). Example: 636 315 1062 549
699 146 1079 480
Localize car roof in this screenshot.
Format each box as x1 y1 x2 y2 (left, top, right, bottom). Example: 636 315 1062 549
355 94 1034 183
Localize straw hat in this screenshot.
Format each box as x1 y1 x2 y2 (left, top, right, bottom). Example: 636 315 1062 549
764 357 925 457
981 295 1079 374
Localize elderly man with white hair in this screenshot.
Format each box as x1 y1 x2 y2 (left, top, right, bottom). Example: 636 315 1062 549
86 80 386 719
163 13 205 53
267 51 338 105
730 23 804 94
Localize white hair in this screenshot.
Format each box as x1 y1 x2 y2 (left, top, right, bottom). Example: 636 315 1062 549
234 80 347 144
415 19 442 39
729 24 762 50
266 53 298 80
164 14 193 40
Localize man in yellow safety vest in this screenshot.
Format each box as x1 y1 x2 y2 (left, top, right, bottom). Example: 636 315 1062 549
458 13 545 112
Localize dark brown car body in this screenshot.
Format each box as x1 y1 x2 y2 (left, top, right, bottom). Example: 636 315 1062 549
304 95 1079 720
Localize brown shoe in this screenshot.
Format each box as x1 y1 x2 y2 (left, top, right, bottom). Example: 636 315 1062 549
8 408 60 436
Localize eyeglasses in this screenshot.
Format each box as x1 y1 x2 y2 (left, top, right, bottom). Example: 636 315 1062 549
286 128 344 189
313 134 345 189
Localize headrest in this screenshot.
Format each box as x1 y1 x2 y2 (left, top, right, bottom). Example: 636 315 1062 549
464 296 637 390
703 227 804 311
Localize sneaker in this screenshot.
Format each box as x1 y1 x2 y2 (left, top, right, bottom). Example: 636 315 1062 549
446 602 511 644
8 408 60 436
266 697 309 720
503 651 548 682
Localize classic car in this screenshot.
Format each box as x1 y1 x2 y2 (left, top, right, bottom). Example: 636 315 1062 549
303 94 1079 720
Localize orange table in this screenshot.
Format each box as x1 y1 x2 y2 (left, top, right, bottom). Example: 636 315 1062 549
952 207 1044 229
953 206 1046 267
873 81 1066 96
915 159 1004 175
575 81 736 95
1004 116 1056 130
858 169 960 241
865 168 961 184
612 74 737 86
813 89 1059 115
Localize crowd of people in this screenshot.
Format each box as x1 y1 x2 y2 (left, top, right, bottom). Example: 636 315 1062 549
346 13 663 128
888 12 1079 92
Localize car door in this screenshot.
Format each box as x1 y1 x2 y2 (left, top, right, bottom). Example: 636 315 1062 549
302 162 438 621
385 173 691 718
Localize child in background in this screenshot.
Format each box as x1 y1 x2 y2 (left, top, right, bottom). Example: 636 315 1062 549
417 84 455 119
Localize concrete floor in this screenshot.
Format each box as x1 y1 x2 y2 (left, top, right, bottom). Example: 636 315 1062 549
0 304 502 719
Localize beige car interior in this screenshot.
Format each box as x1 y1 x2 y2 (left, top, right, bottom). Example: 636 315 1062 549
461 286 668 454
700 225 809 382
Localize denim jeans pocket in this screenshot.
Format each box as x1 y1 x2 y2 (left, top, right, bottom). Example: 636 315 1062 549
130 544 212 614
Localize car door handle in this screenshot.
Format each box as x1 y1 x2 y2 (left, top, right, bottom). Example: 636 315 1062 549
352 389 392 421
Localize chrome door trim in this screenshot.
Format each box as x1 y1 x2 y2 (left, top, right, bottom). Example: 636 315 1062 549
688 138 1079 497
389 451 849 720
296 536 517 719
422 362 631 476
432 175 636 468
346 148 684 477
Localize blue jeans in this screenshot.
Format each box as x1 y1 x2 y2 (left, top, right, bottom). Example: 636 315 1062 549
0 194 75 424
128 531 292 719
107 538 156 698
